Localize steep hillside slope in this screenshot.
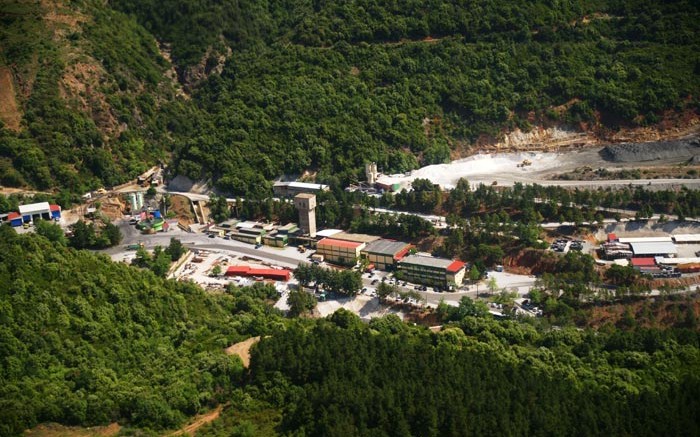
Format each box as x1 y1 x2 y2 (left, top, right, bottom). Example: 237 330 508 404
1 0 698 196
114 0 700 196
0 0 192 191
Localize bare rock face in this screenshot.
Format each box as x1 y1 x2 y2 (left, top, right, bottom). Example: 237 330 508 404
179 46 232 91
600 138 700 162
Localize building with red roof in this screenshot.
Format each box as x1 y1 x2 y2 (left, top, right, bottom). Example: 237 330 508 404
631 257 656 268
316 238 366 266
398 254 467 288
225 266 291 281
7 212 23 227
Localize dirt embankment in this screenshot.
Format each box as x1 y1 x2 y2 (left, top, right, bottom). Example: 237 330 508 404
600 138 700 163
582 295 700 329
459 111 700 159
224 336 261 367
167 405 223 437
0 67 22 131
26 422 120 437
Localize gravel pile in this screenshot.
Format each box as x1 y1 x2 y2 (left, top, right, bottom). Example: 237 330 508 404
600 138 700 163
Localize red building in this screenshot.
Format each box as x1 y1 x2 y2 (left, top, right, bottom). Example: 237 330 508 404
225 265 291 281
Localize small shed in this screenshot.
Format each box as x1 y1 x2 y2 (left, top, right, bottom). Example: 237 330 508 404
50 204 61 219
8 212 23 227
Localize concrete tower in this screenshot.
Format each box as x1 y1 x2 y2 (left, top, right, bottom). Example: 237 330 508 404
294 193 317 237
365 162 378 185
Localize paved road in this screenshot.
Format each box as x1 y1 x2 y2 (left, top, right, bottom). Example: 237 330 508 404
110 219 309 268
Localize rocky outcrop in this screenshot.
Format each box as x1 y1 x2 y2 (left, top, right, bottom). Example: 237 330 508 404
179 45 232 91
490 127 594 151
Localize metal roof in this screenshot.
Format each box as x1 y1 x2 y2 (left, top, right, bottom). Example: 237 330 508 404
631 257 656 267
362 239 411 256
330 232 381 244
672 234 700 243
656 257 700 265
618 236 673 243
629 241 677 255
317 238 365 249
400 254 453 269
315 228 343 237
18 202 51 215
446 260 467 273
274 181 328 190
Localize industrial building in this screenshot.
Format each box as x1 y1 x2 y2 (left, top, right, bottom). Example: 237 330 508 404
360 239 412 270
7 212 23 227
672 234 700 244
629 241 677 257
273 181 329 197
600 242 633 260
19 202 61 223
230 227 265 244
630 257 660 274
325 232 380 244
225 266 291 281
315 229 343 238
618 237 673 244
262 223 299 247
398 255 467 288
316 238 366 266
5 202 61 226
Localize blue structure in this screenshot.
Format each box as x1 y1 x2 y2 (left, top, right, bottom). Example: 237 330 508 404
152 210 162 219
8 212 23 227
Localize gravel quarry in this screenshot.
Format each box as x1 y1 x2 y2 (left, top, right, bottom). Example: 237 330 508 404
600 138 700 163
377 136 700 191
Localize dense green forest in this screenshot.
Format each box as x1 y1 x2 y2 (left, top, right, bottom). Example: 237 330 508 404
240 315 700 437
1 0 699 195
0 227 282 435
0 0 192 191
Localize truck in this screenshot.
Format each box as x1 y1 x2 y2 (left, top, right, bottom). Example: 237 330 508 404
126 242 144 250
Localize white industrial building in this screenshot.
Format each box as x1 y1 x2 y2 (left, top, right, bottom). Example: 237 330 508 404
672 234 700 243
18 202 61 223
273 181 329 197
629 241 677 257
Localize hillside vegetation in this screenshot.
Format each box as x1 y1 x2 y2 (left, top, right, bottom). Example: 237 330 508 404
201 311 700 437
0 226 281 435
119 0 700 196
0 0 193 191
1 0 699 196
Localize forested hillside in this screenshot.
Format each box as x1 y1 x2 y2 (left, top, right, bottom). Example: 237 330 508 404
1 0 699 195
0 0 194 191
242 314 700 437
118 0 700 196
0 226 281 435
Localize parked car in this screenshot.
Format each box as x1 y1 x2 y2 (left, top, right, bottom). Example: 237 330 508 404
255 243 262 249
